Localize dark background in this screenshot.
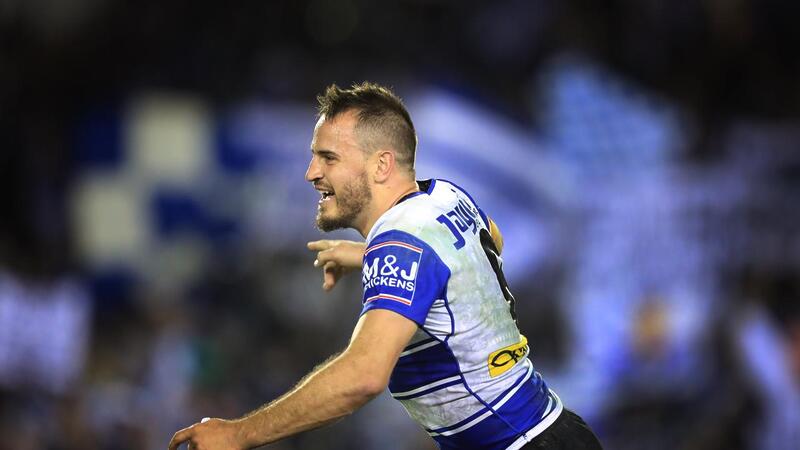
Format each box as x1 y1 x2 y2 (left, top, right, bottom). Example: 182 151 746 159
1 1 799 449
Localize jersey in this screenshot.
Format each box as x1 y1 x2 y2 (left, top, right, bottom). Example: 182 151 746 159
360 179 563 450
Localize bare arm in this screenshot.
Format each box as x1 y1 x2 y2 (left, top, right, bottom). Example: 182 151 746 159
168 309 417 449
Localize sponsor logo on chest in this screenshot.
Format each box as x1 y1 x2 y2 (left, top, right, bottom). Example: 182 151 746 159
362 240 423 305
488 335 528 377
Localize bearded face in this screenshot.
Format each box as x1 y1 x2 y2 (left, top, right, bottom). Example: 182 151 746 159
307 111 377 233
315 170 372 232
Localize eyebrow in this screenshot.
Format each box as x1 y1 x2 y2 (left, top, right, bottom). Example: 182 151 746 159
311 148 339 158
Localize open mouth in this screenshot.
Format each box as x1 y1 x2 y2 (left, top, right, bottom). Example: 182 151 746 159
319 190 335 203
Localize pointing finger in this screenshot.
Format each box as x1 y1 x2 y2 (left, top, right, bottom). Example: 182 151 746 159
307 240 335 251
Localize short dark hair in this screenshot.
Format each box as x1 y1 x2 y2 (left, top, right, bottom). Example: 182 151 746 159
317 82 417 172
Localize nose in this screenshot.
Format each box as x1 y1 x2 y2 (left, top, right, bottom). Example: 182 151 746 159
305 156 322 183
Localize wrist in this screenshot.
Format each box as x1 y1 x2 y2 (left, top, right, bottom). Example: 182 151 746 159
231 417 259 449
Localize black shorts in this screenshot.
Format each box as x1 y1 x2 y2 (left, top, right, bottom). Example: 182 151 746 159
520 409 603 450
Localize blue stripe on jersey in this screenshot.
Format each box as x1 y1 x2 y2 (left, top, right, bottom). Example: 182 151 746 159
395 179 437 206
426 179 437 194
389 340 462 395
396 191 426 204
432 392 555 450
426 362 534 434
402 337 437 353
430 367 552 450
392 377 463 400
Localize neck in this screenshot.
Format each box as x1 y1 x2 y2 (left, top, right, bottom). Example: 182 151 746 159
356 179 419 238
389 184 420 208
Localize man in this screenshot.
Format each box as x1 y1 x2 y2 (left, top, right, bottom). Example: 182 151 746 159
168 82 602 449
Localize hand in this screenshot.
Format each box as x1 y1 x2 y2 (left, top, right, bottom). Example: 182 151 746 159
168 418 246 450
307 240 366 291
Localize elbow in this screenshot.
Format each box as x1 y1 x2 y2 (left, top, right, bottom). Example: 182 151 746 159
357 375 387 399
344 357 389 402
339 380 382 414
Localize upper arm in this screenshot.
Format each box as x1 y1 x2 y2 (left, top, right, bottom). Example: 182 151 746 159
344 309 418 391
361 230 450 326
488 216 504 255
352 230 449 390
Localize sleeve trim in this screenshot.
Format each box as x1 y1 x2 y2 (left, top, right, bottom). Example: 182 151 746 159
366 240 424 254
365 293 413 306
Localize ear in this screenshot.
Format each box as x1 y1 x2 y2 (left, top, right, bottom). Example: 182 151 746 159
373 149 395 183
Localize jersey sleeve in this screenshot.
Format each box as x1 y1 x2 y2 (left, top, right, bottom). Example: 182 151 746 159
360 230 450 326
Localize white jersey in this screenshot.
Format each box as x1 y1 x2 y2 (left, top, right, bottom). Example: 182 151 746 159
360 179 562 450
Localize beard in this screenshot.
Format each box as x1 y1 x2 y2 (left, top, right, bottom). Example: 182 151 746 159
316 171 372 232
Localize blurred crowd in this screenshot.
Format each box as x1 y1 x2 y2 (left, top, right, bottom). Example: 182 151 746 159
1 1 800 449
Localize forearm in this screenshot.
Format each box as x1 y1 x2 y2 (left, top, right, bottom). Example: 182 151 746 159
234 351 381 448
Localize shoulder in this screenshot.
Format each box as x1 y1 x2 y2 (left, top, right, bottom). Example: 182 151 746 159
429 179 490 228
370 179 480 235
367 178 488 265
368 199 449 257
367 181 453 248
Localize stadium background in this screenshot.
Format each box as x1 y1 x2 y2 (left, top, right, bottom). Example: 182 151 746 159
1 1 799 449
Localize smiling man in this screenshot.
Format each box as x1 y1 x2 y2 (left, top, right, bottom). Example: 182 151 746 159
168 83 602 450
